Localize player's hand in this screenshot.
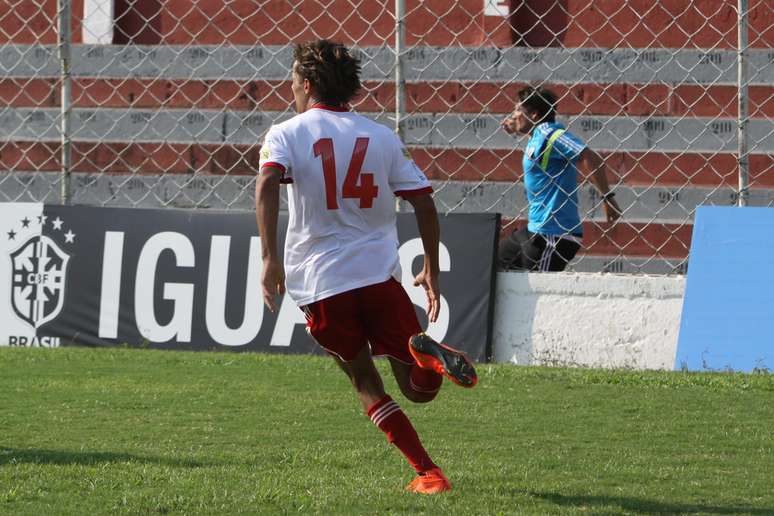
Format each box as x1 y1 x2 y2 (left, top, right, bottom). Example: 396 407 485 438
500 112 518 135
261 258 285 312
603 197 622 223
413 266 440 323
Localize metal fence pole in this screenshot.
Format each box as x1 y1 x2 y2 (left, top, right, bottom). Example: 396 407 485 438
395 0 405 139
393 0 406 212
58 0 72 205
737 0 749 207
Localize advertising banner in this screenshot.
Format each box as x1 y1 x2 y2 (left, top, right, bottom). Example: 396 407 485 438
1 204 499 361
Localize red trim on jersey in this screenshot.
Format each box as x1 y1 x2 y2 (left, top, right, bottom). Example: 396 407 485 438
261 161 286 173
311 103 349 112
261 162 293 184
394 186 433 198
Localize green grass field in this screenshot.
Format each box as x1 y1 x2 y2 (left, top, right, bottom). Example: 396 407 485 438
1 347 772 515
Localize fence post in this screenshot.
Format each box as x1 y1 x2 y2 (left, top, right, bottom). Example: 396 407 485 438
737 0 749 207
393 0 406 212
58 0 72 205
395 0 405 139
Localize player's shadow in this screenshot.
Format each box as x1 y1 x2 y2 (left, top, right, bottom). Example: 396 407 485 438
0 447 210 468
530 490 773 515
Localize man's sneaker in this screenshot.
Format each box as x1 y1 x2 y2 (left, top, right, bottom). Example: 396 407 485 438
405 467 452 494
409 333 478 388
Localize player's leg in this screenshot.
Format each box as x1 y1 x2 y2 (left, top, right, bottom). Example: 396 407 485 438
499 226 545 270
360 279 445 402
332 346 449 492
387 357 442 403
305 292 395 410
520 230 550 270
305 289 450 493
498 225 527 269
545 237 581 272
329 344 387 411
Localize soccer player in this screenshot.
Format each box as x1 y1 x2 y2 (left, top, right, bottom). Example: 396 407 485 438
499 86 622 271
255 39 477 494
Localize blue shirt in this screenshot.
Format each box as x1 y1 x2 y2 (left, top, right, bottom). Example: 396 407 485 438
523 122 586 236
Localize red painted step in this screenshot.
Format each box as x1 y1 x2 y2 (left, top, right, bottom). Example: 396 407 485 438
500 218 693 259
3 79 773 120
2 0 771 47
1 142 772 189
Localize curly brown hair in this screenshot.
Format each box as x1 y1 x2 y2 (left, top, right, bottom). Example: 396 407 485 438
293 39 362 106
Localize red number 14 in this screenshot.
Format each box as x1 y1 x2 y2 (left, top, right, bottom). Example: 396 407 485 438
313 137 379 209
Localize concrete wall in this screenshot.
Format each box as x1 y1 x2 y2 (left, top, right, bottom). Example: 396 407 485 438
492 272 685 370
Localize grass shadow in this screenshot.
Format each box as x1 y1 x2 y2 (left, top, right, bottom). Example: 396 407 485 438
0 447 212 468
530 490 773 515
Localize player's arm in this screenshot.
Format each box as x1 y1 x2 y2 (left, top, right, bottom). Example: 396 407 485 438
404 193 441 323
255 165 285 312
577 147 622 223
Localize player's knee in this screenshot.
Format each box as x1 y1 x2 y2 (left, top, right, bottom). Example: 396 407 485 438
410 366 442 392
402 367 442 403
402 388 439 404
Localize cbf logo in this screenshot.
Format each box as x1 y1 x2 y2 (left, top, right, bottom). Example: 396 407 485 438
11 234 70 327
5 213 74 346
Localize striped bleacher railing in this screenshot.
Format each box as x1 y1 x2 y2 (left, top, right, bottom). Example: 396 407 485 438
0 0 772 274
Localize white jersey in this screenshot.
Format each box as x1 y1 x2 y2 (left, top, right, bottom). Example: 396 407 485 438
258 105 432 306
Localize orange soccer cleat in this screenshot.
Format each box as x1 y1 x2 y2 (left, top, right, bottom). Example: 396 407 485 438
409 333 478 388
405 467 452 494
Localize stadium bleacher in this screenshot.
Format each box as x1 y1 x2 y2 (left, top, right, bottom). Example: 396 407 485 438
1 0 772 273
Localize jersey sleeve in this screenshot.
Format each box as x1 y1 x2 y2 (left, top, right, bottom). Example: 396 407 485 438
388 135 433 198
552 130 586 163
259 126 293 184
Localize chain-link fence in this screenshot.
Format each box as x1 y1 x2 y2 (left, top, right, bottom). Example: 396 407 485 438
0 0 772 274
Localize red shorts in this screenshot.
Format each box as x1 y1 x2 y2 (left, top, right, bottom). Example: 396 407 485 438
303 278 422 363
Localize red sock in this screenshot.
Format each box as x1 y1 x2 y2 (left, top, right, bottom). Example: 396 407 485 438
409 364 443 395
367 395 436 473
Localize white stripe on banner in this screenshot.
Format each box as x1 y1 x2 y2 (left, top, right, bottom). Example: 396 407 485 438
98 231 124 339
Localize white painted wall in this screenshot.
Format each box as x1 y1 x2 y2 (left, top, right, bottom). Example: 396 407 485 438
492 272 686 370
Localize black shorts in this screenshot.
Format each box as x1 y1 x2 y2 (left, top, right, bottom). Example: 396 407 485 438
498 226 581 272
